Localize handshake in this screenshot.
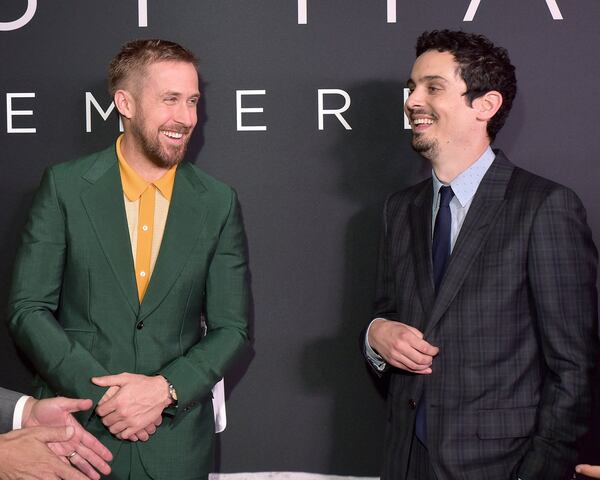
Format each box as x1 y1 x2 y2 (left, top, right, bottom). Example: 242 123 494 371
0 372 174 480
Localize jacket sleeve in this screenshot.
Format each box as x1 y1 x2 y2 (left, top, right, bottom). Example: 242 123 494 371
517 186 599 479
159 189 249 416
8 168 111 413
0 387 23 434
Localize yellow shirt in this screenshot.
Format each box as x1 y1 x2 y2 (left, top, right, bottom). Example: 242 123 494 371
116 134 177 301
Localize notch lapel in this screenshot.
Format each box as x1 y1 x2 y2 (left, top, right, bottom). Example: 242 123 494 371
424 152 515 336
80 148 138 314
409 180 435 326
139 163 208 320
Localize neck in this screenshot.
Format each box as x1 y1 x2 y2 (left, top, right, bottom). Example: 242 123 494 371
120 133 170 182
431 140 490 184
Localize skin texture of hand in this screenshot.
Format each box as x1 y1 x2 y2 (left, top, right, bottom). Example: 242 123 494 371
368 319 440 373
576 464 600 478
92 373 170 440
93 386 162 442
22 397 112 479
0 425 92 480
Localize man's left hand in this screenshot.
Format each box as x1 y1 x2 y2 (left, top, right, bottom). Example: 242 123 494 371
92 373 171 440
23 397 113 479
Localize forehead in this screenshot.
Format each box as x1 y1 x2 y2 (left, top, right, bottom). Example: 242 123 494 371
410 50 461 83
141 60 199 93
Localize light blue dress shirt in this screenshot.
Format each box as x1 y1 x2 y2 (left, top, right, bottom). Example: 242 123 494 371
365 146 496 370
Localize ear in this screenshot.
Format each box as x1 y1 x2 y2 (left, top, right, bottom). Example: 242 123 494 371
114 89 135 119
473 90 503 121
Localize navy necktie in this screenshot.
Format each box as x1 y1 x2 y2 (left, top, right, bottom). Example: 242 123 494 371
432 185 454 292
415 185 454 446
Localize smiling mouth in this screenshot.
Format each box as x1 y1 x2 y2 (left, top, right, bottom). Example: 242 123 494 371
412 118 434 126
160 130 185 140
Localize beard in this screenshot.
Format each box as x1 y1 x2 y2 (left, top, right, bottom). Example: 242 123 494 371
130 117 191 169
408 108 438 160
411 133 438 161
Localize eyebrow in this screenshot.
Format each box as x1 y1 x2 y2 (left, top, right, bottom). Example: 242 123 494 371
406 75 449 88
161 91 201 98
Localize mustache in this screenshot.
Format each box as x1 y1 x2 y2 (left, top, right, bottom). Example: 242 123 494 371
408 109 437 119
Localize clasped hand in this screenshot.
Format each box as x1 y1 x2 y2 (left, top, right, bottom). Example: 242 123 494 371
92 373 170 441
368 319 439 373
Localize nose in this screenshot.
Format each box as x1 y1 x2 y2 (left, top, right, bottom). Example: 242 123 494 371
404 87 422 113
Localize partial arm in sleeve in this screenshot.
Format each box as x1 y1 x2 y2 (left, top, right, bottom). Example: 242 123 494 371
159 189 249 416
8 168 111 412
518 187 599 479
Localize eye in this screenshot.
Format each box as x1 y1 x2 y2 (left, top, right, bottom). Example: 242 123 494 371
164 97 177 104
188 97 199 106
427 86 441 94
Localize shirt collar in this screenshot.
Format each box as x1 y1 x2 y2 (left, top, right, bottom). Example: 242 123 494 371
116 134 177 202
432 146 495 208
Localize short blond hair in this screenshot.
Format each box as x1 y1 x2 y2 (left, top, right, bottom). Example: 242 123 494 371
108 39 198 96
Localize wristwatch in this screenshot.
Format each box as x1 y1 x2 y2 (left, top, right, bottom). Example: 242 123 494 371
166 380 178 407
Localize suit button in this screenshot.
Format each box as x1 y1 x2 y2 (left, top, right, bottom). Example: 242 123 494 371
136 321 144 330
408 399 417 410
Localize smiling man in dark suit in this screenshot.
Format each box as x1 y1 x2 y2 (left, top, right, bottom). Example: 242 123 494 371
364 30 598 480
9 39 249 479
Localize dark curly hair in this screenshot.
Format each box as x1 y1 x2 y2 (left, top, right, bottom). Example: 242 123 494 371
108 39 198 96
416 30 517 141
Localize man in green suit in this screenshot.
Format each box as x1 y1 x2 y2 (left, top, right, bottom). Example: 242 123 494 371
8 39 249 479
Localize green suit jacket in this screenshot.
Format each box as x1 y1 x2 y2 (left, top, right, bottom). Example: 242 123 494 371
8 144 249 479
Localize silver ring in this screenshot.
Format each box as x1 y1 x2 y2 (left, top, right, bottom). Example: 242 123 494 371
68 451 77 459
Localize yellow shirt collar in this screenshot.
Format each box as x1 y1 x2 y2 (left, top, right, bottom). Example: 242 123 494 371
116 134 177 201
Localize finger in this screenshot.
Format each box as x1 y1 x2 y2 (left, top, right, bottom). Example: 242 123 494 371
402 323 425 339
56 460 90 480
108 420 129 435
96 396 120 418
92 373 129 387
68 452 101 480
121 426 144 440
72 444 112 476
136 429 150 442
410 336 440 356
154 416 163 427
53 397 94 414
576 464 600 478
99 409 121 426
390 351 432 371
388 359 432 374
79 430 113 462
98 386 120 406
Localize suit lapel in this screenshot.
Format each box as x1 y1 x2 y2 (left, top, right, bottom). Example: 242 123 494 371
80 147 139 315
409 180 435 325
424 151 515 336
139 162 208 320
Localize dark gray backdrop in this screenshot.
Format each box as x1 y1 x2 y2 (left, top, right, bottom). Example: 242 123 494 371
1 0 599 475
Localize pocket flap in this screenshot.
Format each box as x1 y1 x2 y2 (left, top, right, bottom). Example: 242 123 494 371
477 406 537 439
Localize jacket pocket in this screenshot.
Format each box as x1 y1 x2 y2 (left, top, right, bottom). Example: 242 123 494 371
477 406 537 439
64 328 96 351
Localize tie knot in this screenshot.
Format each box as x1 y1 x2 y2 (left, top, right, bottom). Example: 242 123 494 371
439 186 454 208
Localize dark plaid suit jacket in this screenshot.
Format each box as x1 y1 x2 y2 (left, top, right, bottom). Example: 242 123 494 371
369 151 599 480
0 387 21 434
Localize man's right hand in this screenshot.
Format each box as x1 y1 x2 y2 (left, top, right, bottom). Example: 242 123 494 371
0 425 90 480
368 319 439 373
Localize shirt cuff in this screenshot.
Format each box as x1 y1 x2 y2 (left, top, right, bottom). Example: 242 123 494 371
12 395 31 430
365 318 387 371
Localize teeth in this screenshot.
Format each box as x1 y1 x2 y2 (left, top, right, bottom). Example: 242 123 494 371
161 130 183 139
413 118 434 125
